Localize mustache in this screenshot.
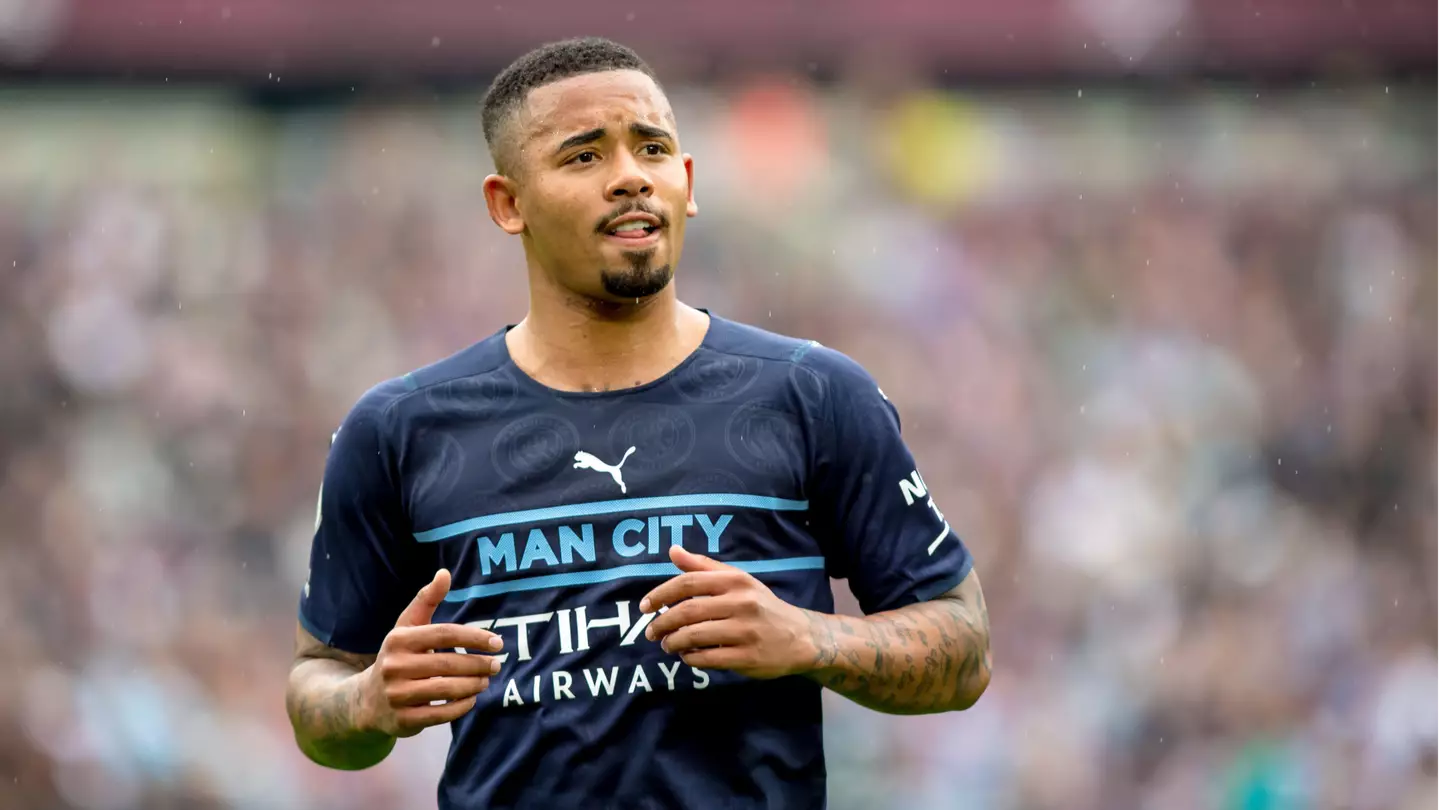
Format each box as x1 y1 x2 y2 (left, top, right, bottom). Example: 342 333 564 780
594 202 669 234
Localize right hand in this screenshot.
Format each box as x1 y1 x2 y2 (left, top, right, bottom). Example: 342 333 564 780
360 569 503 738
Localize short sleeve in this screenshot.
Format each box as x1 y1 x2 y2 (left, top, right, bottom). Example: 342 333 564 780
298 381 427 654
803 348 974 615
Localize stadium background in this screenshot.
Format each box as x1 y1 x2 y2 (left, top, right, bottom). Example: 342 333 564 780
0 2 1434 808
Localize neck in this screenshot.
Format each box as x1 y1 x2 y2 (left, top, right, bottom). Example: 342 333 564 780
508 271 707 394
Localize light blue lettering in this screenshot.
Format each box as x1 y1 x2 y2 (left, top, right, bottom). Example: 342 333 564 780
477 532 517 575
659 514 693 548
559 524 595 564
695 514 733 553
520 528 559 570
613 519 645 557
646 516 661 554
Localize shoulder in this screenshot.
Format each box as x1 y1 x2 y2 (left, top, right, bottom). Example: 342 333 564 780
701 315 887 410
336 329 511 438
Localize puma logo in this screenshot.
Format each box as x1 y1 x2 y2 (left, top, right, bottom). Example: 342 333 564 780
573 447 638 493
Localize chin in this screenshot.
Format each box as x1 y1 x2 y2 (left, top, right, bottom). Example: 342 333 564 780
599 262 673 300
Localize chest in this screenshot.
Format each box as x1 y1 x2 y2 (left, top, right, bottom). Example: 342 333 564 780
399 393 821 594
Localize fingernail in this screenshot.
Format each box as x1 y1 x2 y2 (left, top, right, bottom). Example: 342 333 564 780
490 658 501 673
645 626 654 641
489 636 503 651
639 598 651 613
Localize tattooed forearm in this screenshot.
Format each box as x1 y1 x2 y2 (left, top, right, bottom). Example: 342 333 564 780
285 625 396 770
802 570 991 715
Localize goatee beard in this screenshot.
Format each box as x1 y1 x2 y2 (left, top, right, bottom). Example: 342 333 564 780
600 249 673 299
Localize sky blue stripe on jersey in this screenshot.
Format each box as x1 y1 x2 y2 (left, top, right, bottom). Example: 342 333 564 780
413 493 809 543
443 556 827 602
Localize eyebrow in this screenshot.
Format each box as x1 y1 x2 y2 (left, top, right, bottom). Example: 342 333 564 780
553 123 675 156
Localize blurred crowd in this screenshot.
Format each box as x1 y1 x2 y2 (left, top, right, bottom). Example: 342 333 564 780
0 78 1433 810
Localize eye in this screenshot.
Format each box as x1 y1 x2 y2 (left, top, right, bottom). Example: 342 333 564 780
641 143 668 157
569 150 599 165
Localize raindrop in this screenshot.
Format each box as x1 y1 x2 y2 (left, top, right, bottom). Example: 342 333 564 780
1077 89 1083 98
1276 458 1282 465
432 36 441 47
625 11 635 20
241 409 246 417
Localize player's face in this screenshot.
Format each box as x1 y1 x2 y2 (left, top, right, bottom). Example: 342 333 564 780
495 70 697 303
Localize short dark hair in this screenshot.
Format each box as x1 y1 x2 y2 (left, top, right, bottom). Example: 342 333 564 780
481 37 661 175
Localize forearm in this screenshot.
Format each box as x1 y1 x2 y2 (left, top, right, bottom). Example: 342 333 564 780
801 574 991 715
285 658 396 770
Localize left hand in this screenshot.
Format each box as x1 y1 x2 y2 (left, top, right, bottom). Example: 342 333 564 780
639 545 816 679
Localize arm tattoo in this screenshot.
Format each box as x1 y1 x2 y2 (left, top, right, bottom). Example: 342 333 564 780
803 570 991 715
285 625 396 770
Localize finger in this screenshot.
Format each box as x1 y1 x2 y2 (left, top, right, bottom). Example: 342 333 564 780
389 652 502 680
389 676 492 707
679 647 747 672
645 594 741 641
394 569 451 628
639 571 737 614
668 543 735 573
392 623 504 654
395 695 478 734
660 619 748 655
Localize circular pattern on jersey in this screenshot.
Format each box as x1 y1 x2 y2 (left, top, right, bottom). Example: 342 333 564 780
491 414 582 485
673 353 763 403
606 404 697 475
670 467 750 495
788 361 830 415
724 400 805 475
423 371 520 420
407 430 467 510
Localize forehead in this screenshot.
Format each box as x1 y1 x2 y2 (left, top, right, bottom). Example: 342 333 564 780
519 70 674 143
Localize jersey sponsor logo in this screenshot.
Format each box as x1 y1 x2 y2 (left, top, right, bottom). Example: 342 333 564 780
573 446 637 493
898 468 952 555
456 598 711 709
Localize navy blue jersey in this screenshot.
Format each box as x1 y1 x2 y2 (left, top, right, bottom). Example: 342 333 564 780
299 314 973 810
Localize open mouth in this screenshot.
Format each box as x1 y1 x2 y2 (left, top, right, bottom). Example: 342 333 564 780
606 221 660 239
602 213 664 241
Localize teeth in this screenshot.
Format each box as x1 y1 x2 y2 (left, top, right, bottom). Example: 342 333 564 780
611 221 652 233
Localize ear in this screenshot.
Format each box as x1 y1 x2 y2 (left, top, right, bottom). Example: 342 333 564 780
683 154 698 218
483 174 526 235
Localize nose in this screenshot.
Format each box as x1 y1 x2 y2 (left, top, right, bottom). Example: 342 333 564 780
604 153 653 201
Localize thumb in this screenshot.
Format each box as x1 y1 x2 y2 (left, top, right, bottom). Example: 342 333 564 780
669 543 731 572
395 569 451 627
